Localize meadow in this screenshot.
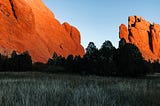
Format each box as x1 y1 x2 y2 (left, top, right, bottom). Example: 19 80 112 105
0 72 159 106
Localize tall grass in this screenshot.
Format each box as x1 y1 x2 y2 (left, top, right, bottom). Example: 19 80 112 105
0 72 159 106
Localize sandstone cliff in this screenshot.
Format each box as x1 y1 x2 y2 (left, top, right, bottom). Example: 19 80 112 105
0 0 84 62
120 16 160 61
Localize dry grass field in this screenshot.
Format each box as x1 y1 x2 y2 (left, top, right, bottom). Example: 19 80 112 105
0 72 159 106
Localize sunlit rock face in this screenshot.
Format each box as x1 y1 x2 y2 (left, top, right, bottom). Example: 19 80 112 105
119 16 160 61
0 0 84 62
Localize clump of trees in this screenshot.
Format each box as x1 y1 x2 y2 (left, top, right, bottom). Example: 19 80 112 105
0 39 159 77
45 39 153 77
115 39 151 77
0 51 32 71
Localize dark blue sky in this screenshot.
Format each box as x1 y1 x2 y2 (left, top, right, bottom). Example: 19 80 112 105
43 0 160 48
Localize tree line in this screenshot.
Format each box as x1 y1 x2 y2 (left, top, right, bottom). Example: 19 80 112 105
35 38 160 77
0 39 160 77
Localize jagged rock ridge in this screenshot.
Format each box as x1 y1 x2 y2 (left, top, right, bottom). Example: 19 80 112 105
0 0 84 62
120 16 160 61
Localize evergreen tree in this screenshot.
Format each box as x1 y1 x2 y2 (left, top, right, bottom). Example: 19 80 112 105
99 40 117 76
86 42 98 56
21 51 32 71
84 42 99 74
47 52 59 66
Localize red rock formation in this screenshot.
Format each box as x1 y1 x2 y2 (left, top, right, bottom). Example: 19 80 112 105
119 16 160 61
0 0 84 62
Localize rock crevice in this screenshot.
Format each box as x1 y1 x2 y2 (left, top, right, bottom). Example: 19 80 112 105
9 0 17 19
